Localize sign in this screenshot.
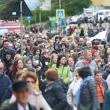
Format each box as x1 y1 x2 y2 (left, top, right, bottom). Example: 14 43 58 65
56 9 65 18
12 12 17 16
57 18 66 27
27 16 32 22
0 21 23 34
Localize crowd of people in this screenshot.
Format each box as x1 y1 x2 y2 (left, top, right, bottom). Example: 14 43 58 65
0 22 110 110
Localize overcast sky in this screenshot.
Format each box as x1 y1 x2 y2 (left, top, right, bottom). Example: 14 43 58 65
24 0 51 10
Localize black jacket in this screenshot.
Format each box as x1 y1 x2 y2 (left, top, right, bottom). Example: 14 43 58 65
1 102 37 110
44 81 72 110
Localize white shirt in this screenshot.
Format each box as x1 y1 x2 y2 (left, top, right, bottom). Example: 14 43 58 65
17 103 30 110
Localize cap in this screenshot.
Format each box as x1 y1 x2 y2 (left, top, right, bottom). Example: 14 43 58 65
13 80 29 92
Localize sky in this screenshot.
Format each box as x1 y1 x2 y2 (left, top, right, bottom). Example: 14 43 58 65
24 0 51 10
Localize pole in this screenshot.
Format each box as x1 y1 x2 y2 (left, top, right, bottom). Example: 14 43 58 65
39 12 41 27
20 0 23 27
59 0 61 9
20 0 24 55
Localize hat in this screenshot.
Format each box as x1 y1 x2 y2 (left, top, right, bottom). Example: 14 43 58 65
13 80 29 92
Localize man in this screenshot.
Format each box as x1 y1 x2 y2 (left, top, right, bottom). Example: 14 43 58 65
0 62 12 104
75 50 98 75
68 57 74 81
2 80 37 110
95 71 108 110
0 40 15 62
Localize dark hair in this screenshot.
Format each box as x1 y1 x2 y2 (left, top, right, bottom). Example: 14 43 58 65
3 40 9 45
78 66 92 79
45 68 58 81
12 59 23 76
56 55 66 68
94 70 103 76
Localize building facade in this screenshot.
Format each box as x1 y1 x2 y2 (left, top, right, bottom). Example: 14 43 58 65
91 0 110 6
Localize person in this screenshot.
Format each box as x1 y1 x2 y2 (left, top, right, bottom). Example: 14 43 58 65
55 55 70 84
94 71 108 110
77 66 100 110
0 62 12 104
75 50 98 75
48 54 58 68
67 71 82 110
67 56 75 81
103 90 110 110
103 62 110 80
106 73 110 89
23 71 52 110
43 68 72 110
11 59 24 81
3 50 14 72
0 40 15 62
24 57 32 68
2 80 37 110
9 70 51 110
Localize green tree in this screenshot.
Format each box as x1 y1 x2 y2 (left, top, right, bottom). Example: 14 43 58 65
52 0 92 15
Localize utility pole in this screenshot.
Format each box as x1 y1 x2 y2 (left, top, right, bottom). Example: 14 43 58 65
20 0 23 27
39 12 42 27
59 0 61 9
20 0 24 55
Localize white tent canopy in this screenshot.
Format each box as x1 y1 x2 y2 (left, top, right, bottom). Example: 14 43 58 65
90 31 107 41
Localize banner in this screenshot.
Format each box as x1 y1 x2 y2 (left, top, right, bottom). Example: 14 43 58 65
0 21 24 34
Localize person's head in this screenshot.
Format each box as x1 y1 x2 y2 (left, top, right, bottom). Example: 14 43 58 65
12 59 24 74
0 62 4 75
22 71 37 90
14 54 22 61
45 68 58 82
95 71 103 83
17 59 24 70
16 70 26 80
3 40 9 49
5 51 12 61
68 57 74 67
84 51 92 61
107 48 110 55
13 80 30 107
24 58 32 68
74 72 80 80
57 55 66 68
79 38 84 45
78 66 92 79
50 54 58 64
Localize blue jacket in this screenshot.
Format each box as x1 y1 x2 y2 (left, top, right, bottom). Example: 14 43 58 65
0 74 12 103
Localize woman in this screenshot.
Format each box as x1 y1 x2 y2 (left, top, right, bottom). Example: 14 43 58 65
11 59 24 82
48 54 58 68
67 71 82 110
10 70 52 110
23 71 52 110
43 68 72 110
94 71 108 110
77 66 100 110
56 55 70 84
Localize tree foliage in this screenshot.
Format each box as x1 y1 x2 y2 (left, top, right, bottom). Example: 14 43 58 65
0 0 92 25
52 0 92 15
